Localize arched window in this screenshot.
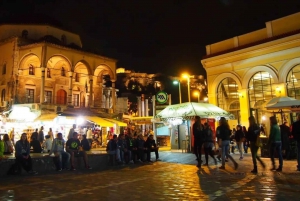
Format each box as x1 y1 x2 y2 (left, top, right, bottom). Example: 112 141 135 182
61 35 67 44
286 64 300 99
248 71 275 123
2 63 6 75
1 89 5 102
61 67 66 76
217 77 240 123
22 30 28 38
75 73 80 82
47 68 51 78
29 64 34 75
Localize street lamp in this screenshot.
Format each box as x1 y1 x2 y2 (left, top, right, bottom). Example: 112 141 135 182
173 80 182 104
193 91 200 102
182 74 191 102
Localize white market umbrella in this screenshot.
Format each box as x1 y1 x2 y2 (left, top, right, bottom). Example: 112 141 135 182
265 96 300 111
155 102 234 120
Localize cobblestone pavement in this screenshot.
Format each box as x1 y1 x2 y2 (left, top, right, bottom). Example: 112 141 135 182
1 152 300 201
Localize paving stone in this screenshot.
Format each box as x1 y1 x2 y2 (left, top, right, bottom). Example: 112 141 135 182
0 152 299 200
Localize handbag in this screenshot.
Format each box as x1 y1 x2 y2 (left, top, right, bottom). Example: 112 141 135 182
255 135 262 147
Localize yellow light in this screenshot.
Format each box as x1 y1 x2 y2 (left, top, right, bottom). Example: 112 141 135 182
182 74 189 79
193 91 199 96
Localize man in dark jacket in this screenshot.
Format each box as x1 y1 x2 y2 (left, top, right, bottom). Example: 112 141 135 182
292 114 300 171
145 134 159 162
193 116 205 163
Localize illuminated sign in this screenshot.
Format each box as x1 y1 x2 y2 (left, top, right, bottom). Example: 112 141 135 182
156 91 168 104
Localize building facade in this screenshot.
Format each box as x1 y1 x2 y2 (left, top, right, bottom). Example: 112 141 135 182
0 24 117 113
201 12 300 134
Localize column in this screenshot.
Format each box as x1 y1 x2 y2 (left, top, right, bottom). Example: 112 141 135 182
238 88 250 127
40 67 45 103
111 79 116 113
68 72 73 106
89 75 94 107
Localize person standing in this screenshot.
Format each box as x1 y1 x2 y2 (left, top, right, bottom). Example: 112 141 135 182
235 125 245 160
268 116 283 172
217 117 238 170
48 128 54 141
193 116 205 167
30 129 39 142
246 116 265 173
242 126 249 153
86 127 93 148
68 124 76 140
9 128 15 145
292 113 300 171
280 122 291 159
38 126 44 144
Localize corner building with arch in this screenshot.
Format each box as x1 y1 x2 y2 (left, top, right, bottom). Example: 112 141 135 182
0 24 117 112
201 12 300 133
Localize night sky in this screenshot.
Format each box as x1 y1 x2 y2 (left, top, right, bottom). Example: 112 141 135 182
1 0 300 77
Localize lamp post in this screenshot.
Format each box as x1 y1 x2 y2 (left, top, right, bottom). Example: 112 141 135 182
193 91 200 102
182 74 191 102
173 80 182 104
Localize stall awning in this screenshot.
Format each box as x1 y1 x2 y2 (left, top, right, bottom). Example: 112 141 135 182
84 116 115 127
35 113 57 121
104 118 127 127
129 116 153 125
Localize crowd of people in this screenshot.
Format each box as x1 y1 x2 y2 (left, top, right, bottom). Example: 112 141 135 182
193 114 300 173
1 114 300 175
106 132 160 164
0 124 94 174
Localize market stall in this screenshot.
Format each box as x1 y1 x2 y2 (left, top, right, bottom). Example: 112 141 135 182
261 96 300 158
155 102 234 151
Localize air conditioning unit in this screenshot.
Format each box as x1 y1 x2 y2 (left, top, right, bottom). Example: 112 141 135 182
31 104 40 110
2 101 7 107
55 106 64 113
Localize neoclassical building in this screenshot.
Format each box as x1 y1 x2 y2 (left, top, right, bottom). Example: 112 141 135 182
0 24 117 113
201 12 300 132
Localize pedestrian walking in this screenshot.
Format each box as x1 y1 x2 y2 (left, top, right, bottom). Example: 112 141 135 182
203 123 217 166
246 116 265 173
216 117 238 170
268 116 283 172
235 125 245 160
193 116 205 167
292 113 300 171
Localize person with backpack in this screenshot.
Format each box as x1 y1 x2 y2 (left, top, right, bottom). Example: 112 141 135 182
235 125 245 160
246 116 265 173
216 117 238 170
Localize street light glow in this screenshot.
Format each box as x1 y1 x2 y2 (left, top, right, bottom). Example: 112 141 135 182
173 80 182 103
182 73 191 102
193 91 200 102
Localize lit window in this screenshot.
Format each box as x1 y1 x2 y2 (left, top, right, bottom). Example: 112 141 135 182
2 63 6 75
29 64 34 75
61 67 66 76
47 68 51 78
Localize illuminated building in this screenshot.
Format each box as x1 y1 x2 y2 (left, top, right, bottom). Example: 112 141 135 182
0 24 117 114
201 12 300 133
